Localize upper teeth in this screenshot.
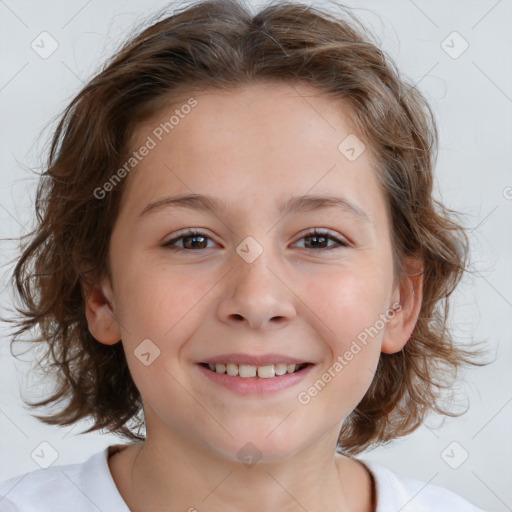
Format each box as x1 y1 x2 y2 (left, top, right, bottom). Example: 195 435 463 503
208 363 303 378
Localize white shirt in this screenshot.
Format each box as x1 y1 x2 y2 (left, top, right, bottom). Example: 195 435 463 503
0 445 485 511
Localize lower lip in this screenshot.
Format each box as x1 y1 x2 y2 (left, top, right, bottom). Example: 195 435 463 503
196 364 314 395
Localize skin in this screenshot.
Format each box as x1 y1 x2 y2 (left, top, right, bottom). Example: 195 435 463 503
83 81 423 511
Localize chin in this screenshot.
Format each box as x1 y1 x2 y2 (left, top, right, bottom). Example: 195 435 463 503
206 429 304 466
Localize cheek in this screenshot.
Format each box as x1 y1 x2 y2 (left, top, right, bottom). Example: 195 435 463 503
112 257 218 350
296 262 392 400
304 262 393 348
111 261 221 426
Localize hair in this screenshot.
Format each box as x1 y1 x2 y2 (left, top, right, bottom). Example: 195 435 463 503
5 0 486 455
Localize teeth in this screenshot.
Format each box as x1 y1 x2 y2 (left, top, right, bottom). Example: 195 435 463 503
226 363 238 376
275 363 288 375
205 362 305 378
239 364 257 378
257 365 275 378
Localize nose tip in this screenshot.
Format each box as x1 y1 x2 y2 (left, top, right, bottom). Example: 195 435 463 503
217 260 296 330
229 311 289 327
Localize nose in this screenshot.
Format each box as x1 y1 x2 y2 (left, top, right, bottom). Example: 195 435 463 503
216 250 296 331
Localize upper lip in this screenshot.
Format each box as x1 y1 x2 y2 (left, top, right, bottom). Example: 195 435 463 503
200 353 313 366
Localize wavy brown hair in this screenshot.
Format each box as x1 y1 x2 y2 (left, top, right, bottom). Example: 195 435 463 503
5 0 486 454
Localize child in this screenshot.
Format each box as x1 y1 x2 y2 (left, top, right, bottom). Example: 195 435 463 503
0 0 487 510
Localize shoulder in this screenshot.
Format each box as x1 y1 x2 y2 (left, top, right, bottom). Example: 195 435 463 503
360 459 487 512
0 445 130 512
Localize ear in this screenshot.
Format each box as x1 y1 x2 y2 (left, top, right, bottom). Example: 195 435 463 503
381 257 424 354
81 273 122 345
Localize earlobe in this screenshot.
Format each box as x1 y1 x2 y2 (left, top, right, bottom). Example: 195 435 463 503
381 257 424 354
82 276 122 345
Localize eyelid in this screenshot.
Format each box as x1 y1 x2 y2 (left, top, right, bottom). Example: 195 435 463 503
294 227 345 241
162 228 218 247
292 228 349 248
162 227 350 252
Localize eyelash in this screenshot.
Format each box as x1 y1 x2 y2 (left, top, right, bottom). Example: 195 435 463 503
161 228 349 252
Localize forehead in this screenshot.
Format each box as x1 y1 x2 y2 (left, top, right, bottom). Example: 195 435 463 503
120 81 384 224
133 81 362 160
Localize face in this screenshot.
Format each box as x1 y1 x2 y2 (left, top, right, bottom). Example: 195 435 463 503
87 82 418 463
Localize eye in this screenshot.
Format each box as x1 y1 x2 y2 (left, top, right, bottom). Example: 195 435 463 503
162 229 217 251
293 228 349 251
161 228 349 252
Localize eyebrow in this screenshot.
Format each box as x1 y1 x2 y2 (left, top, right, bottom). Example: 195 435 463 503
138 192 371 224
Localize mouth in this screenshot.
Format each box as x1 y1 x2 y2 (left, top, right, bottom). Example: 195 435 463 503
198 362 312 379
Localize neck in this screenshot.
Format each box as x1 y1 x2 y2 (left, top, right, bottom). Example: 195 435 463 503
109 435 374 512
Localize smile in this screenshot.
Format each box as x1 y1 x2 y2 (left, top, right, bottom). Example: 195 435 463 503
199 362 310 379
196 361 314 395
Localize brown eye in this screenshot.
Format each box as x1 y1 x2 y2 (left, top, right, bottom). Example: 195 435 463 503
294 229 348 250
162 229 216 251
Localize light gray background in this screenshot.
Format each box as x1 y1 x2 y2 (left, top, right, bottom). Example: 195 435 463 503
0 1 511 511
